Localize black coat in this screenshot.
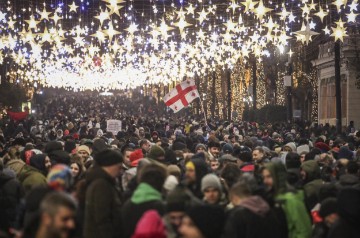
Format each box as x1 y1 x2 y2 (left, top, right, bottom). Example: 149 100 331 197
0 172 23 231
83 166 122 238
222 205 288 238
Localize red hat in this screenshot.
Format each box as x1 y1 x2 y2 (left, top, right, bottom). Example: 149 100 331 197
130 149 144 167
315 142 330 152
63 129 70 136
240 164 255 172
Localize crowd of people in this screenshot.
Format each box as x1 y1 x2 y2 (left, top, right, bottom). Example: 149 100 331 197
0 92 360 238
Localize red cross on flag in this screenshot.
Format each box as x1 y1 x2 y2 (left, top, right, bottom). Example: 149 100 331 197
163 79 200 113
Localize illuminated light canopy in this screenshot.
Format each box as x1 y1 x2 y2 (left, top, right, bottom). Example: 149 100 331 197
0 0 356 91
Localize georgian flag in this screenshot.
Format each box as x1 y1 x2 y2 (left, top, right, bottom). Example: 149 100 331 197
163 79 200 113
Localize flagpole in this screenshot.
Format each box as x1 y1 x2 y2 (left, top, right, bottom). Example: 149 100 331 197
198 97 210 131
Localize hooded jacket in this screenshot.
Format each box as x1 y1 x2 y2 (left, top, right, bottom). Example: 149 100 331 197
186 156 209 199
223 196 287 238
301 160 323 210
121 183 165 238
6 160 47 194
83 166 122 238
265 162 312 238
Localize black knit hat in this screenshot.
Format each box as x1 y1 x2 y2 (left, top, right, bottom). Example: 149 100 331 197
319 198 337 218
94 149 123 167
186 204 225 238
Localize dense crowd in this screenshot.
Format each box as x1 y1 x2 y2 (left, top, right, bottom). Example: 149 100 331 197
0 93 360 238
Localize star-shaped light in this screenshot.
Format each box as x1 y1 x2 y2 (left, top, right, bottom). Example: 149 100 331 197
106 4 124 16
294 22 319 45
94 9 110 26
331 22 348 42
315 7 328 22
263 17 279 32
276 8 290 21
349 1 358 11
347 11 358 22
73 34 85 47
186 4 195 16
228 0 240 14
175 8 186 20
39 27 52 43
287 49 294 57
308 1 317 10
333 0 347 12
91 30 106 43
224 18 237 33
50 14 62 25
125 22 139 35
240 0 259 12
7 18 16 29
68 2 79 13
25 16 40 29
288 12 296 23
197 8 209 24
40 8 52 21
300 4 311 16
103 23 121 41
253 0 273 20
173 18 192 34
323 27 331 35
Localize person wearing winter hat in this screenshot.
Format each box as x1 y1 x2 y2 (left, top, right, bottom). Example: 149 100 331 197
184 155 209 199
164 185 201 237
207 140 221 159
147 145 165 162
283 142 296 153
30 154 52 176
301 160 323 210
84 149 123 238
319 198 338 228
201 174 222 205
179 204 225 238
77 145 91 164
195 143 206 153
222 143 233 155
130 149 144 167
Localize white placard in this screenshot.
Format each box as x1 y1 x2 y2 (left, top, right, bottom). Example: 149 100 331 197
284 75 292 87
107 120 122 135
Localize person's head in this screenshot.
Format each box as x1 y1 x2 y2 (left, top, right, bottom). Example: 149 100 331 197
262 162 288 195
207 140 220 158
185 161 196 184
201 174 222 205
195 144 206 153
179 204 225 238
147 145 165 161
138 163 167 192
47 165 73 191
300 160 321 183
38 192 76 238
69 159 84 178
319 198 338 227
140 139 151 152
229 181 252 206
152 131 159 141
77 145 90 163
122 147 134 168
30 154 52 175
94 149 123 178
252 146 264 163
209 159 219 172
346 161 359 175
166 186 195 231
299 151 308 163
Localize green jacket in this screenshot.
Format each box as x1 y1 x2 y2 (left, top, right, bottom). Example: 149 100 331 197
276 191 312 238
265 162 312 238
7 160 47 194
